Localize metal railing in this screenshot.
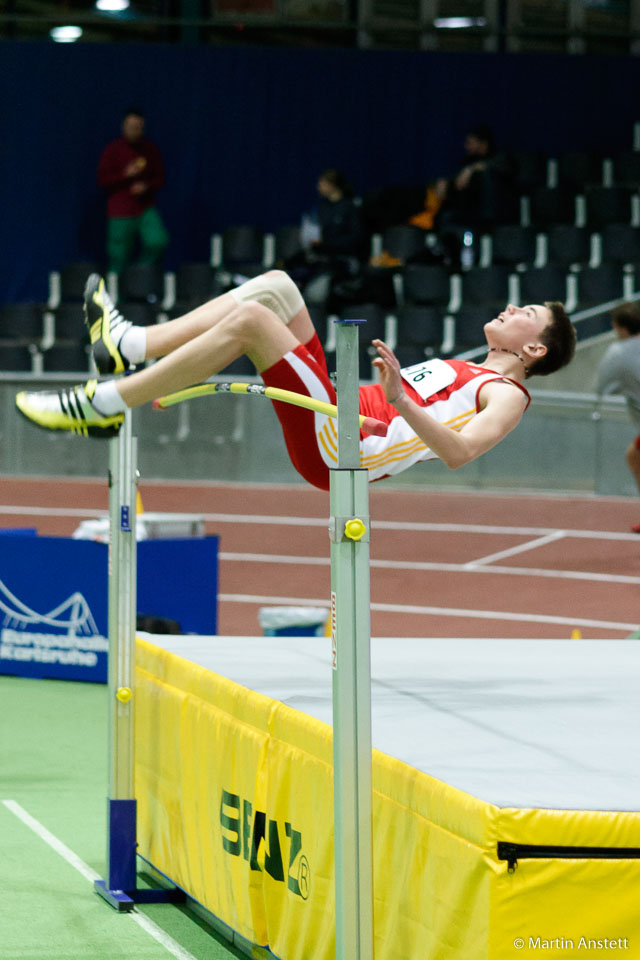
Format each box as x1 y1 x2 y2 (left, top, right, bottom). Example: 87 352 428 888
2 375 636 496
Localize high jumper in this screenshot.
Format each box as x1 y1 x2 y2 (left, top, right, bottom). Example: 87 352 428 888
16 270 576 491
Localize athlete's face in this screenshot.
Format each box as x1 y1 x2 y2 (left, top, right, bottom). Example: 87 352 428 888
484 303 551 352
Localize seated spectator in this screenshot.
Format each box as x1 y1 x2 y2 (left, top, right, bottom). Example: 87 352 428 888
436 124 518 265
313 169 365 259
285 168 366 306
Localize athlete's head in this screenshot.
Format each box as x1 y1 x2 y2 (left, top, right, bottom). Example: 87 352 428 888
528 301 576 378
485 302 576 378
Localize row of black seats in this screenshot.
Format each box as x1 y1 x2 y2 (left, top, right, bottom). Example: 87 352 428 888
479 222 640 269
509 149 640 194
203 204 640 287
3 258 630 374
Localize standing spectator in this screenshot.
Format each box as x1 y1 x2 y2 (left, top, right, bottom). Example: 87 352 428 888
97 108 169 274
597 303 640 531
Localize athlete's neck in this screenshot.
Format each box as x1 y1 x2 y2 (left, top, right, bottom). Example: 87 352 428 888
481 347 529 380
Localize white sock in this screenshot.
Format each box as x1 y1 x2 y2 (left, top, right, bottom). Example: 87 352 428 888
92 380 128 416
119 326 147 366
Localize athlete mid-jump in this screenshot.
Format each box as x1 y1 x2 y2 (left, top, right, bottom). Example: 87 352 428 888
16 270 576 491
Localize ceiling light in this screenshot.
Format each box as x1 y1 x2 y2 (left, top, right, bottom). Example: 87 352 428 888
434 16 487 28
96 0 130 11
50 25 83 42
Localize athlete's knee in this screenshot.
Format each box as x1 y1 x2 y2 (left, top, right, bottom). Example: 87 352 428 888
228 299 277 339
229 270 304 324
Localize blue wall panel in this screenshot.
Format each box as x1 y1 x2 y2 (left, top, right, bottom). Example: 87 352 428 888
1 41 638 303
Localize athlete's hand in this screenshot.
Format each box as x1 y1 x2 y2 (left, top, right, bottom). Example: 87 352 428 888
372 339 404 404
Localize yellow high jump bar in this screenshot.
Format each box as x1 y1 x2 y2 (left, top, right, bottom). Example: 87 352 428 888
153 381 388 437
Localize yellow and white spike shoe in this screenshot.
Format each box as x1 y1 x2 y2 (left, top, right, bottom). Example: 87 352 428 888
15 380 123 438
84 273 133 375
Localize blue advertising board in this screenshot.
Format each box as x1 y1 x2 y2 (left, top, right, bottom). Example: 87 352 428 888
0 534 218 683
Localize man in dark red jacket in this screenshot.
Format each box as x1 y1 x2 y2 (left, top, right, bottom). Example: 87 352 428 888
97 109 169 274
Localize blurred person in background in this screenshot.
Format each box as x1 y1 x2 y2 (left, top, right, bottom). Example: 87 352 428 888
97 108 169 274
597 302 640 532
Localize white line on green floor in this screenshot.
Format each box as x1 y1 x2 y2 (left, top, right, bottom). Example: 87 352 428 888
2 799 198 960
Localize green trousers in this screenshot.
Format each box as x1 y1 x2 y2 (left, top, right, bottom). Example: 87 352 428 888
106 207 170 274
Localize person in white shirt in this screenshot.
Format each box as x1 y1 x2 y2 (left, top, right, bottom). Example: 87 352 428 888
597 303 640 532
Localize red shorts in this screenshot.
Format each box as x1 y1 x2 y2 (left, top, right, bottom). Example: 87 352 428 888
261 334 401 490
635 435 640 451
261 333 337 491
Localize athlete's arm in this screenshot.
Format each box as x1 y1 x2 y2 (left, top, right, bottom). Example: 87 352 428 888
372 339 527 470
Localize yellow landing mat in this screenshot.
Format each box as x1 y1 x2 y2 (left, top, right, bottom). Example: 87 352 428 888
135 637 640 960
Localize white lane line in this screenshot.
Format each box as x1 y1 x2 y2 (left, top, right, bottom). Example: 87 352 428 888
1 504 638 541
129 911 200 960
1 800 198 960
2 799 100 883
0 505 108 518
218 593 638 632
218 551 640 585
465 531 567 567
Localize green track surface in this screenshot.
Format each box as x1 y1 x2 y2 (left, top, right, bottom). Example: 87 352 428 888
0 675 246 960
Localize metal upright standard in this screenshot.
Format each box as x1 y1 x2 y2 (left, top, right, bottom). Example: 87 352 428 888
95 411 183 911
330 320 374 960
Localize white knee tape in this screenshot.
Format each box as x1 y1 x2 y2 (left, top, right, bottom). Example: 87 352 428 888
229 271 305 325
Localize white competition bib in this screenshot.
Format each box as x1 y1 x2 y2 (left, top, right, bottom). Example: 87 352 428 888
400 358 457 401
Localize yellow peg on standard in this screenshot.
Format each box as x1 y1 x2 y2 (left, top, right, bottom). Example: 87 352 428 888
344 518 367 542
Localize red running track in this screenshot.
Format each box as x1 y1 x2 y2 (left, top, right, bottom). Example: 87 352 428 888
0 475 638 640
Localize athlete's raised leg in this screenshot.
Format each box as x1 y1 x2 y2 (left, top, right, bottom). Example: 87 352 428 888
85 269 314 374
117 301 300 409
15 301 304 436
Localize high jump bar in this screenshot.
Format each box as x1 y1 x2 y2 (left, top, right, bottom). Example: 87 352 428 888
153 380 388 437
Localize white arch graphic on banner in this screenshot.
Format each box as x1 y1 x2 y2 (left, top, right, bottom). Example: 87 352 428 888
0 579 100 636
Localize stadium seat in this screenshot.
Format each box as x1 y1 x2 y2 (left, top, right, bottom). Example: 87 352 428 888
273 225 304 264
118 302 159 326
0 303 44 342
50 303 85 340
512 151 549 194
41 342 91 373
459 265 512 306
488 225 538 267
48 261 101 308
584 186 634 227
597 223 640 265
0 344 35 372
172 262 219 312
544 225 591 268
574 263 625 308
339 303 387 341
399 263 452 306
394 304 444 366
118 263 166 304
557 152 604 191
219 225 266 277
529 187 577 227
448 306 490 355
380 225 428 262
517 265 570 305
610 150 640 189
